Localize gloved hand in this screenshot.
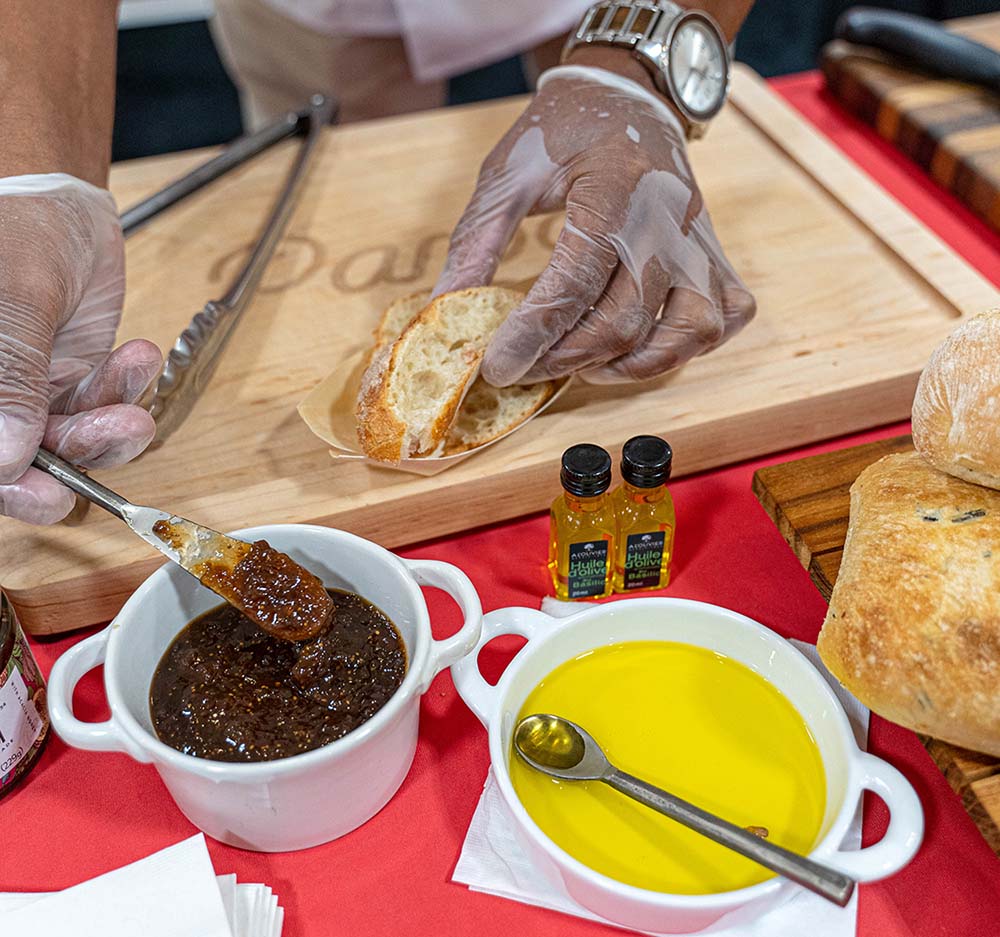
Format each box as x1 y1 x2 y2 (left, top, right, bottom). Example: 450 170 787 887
434 65 756 386
0 174 161 524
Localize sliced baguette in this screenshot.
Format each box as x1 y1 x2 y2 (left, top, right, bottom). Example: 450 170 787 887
357 286 523 460
443 380 558 455
368 291 427 362
357 287 556 461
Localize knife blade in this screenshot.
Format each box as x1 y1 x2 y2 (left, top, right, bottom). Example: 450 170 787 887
835 7 1000 94
32 448 335 640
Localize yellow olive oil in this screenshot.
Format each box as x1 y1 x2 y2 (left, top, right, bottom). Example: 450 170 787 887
510 641 826 894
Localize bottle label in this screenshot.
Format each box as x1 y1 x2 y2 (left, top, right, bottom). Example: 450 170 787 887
0 668 44 779
567 539 610 598
623 531 667 589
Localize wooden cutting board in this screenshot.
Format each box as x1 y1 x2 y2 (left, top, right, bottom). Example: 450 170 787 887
821 12 1000 231
752 437 1000 856
3 65 998 635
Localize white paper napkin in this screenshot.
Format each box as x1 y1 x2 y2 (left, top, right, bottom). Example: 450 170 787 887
453 619 869 937
0 835 283 937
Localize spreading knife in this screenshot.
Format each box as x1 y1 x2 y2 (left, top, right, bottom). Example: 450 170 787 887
33 448 333 641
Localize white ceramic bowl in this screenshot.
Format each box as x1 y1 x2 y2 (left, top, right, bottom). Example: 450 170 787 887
48 524 483 852
452 599 923 934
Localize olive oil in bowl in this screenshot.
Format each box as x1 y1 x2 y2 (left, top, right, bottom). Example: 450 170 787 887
509 641 826 895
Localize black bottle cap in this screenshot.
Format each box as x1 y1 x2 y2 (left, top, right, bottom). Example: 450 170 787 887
560 444 612 498
621 435 673 488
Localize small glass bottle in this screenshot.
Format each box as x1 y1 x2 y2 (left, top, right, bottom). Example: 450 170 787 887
612 435 676 593
549 444 616 600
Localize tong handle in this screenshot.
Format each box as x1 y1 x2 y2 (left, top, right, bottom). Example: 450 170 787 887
121 109 300 236
143 93 336 443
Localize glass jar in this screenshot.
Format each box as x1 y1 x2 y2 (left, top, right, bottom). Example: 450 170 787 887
0 589 49 799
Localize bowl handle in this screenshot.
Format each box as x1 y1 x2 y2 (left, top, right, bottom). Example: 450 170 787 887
47 627 152 764
450 606 553 726
826 751 924 882
403 558 484 692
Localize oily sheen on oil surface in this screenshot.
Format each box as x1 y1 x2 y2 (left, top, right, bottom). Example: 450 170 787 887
510 641 826 894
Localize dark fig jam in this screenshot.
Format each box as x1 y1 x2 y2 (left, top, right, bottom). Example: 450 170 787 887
150 590 406 762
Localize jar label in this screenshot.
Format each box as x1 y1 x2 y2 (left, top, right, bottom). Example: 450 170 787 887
623 531 667 589
567 539 609 598
0 668 44 779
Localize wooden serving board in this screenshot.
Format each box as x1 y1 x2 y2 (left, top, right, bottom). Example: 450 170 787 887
821 13 1000 231
752 437 1000 856
3 65 998 635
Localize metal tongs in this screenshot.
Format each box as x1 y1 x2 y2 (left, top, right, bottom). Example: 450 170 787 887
123 93 336 443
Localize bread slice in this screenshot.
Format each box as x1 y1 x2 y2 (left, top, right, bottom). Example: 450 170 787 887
912 308 1000 490
357 287 556 461
368 291 426 361
817 451 1000 756
443 380 558 455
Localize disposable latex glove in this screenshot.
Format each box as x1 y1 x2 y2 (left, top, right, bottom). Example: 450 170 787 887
434 65 755 386
0 174 161 524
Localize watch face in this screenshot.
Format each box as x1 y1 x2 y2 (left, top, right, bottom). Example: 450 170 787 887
667 13 728 121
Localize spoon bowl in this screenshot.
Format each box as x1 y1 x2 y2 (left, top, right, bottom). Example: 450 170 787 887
514 713 608 779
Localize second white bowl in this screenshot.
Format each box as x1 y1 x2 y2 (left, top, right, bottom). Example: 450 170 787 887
452 598 923 934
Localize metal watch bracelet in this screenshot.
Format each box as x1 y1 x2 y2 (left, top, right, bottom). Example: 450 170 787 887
561 1 731 137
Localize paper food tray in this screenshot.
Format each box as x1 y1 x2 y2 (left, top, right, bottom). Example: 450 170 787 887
297 347 572 477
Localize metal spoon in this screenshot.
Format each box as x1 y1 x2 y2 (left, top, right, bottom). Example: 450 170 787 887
32 448 333 641
513 713 855 907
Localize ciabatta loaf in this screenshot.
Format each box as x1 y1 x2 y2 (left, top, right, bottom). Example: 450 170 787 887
912 309 1000 490
817 451 1000 756
357 287 556 461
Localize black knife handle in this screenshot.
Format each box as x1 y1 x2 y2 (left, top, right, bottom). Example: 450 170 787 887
835 7 1000 94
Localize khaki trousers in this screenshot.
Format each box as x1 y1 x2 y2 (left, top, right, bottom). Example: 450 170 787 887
210 0 447 129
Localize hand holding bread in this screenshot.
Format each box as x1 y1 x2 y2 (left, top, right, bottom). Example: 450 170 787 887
433 67 755 386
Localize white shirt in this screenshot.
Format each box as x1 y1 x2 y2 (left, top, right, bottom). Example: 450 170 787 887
262 0 594 82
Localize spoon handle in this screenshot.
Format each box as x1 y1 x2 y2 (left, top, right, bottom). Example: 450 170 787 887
603 769 855 907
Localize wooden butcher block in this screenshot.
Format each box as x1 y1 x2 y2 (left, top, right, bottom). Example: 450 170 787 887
753 436 1000 856
3 64 998 634
822 13 1000 230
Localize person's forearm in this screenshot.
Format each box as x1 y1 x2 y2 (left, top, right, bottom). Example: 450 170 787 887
0 1 119 186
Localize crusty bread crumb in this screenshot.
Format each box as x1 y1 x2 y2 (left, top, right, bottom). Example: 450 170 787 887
356 288 557 461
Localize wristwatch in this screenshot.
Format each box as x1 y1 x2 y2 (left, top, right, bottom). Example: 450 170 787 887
561 1 731 137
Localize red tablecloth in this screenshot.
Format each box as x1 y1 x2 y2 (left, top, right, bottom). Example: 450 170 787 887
5 74 1000 937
